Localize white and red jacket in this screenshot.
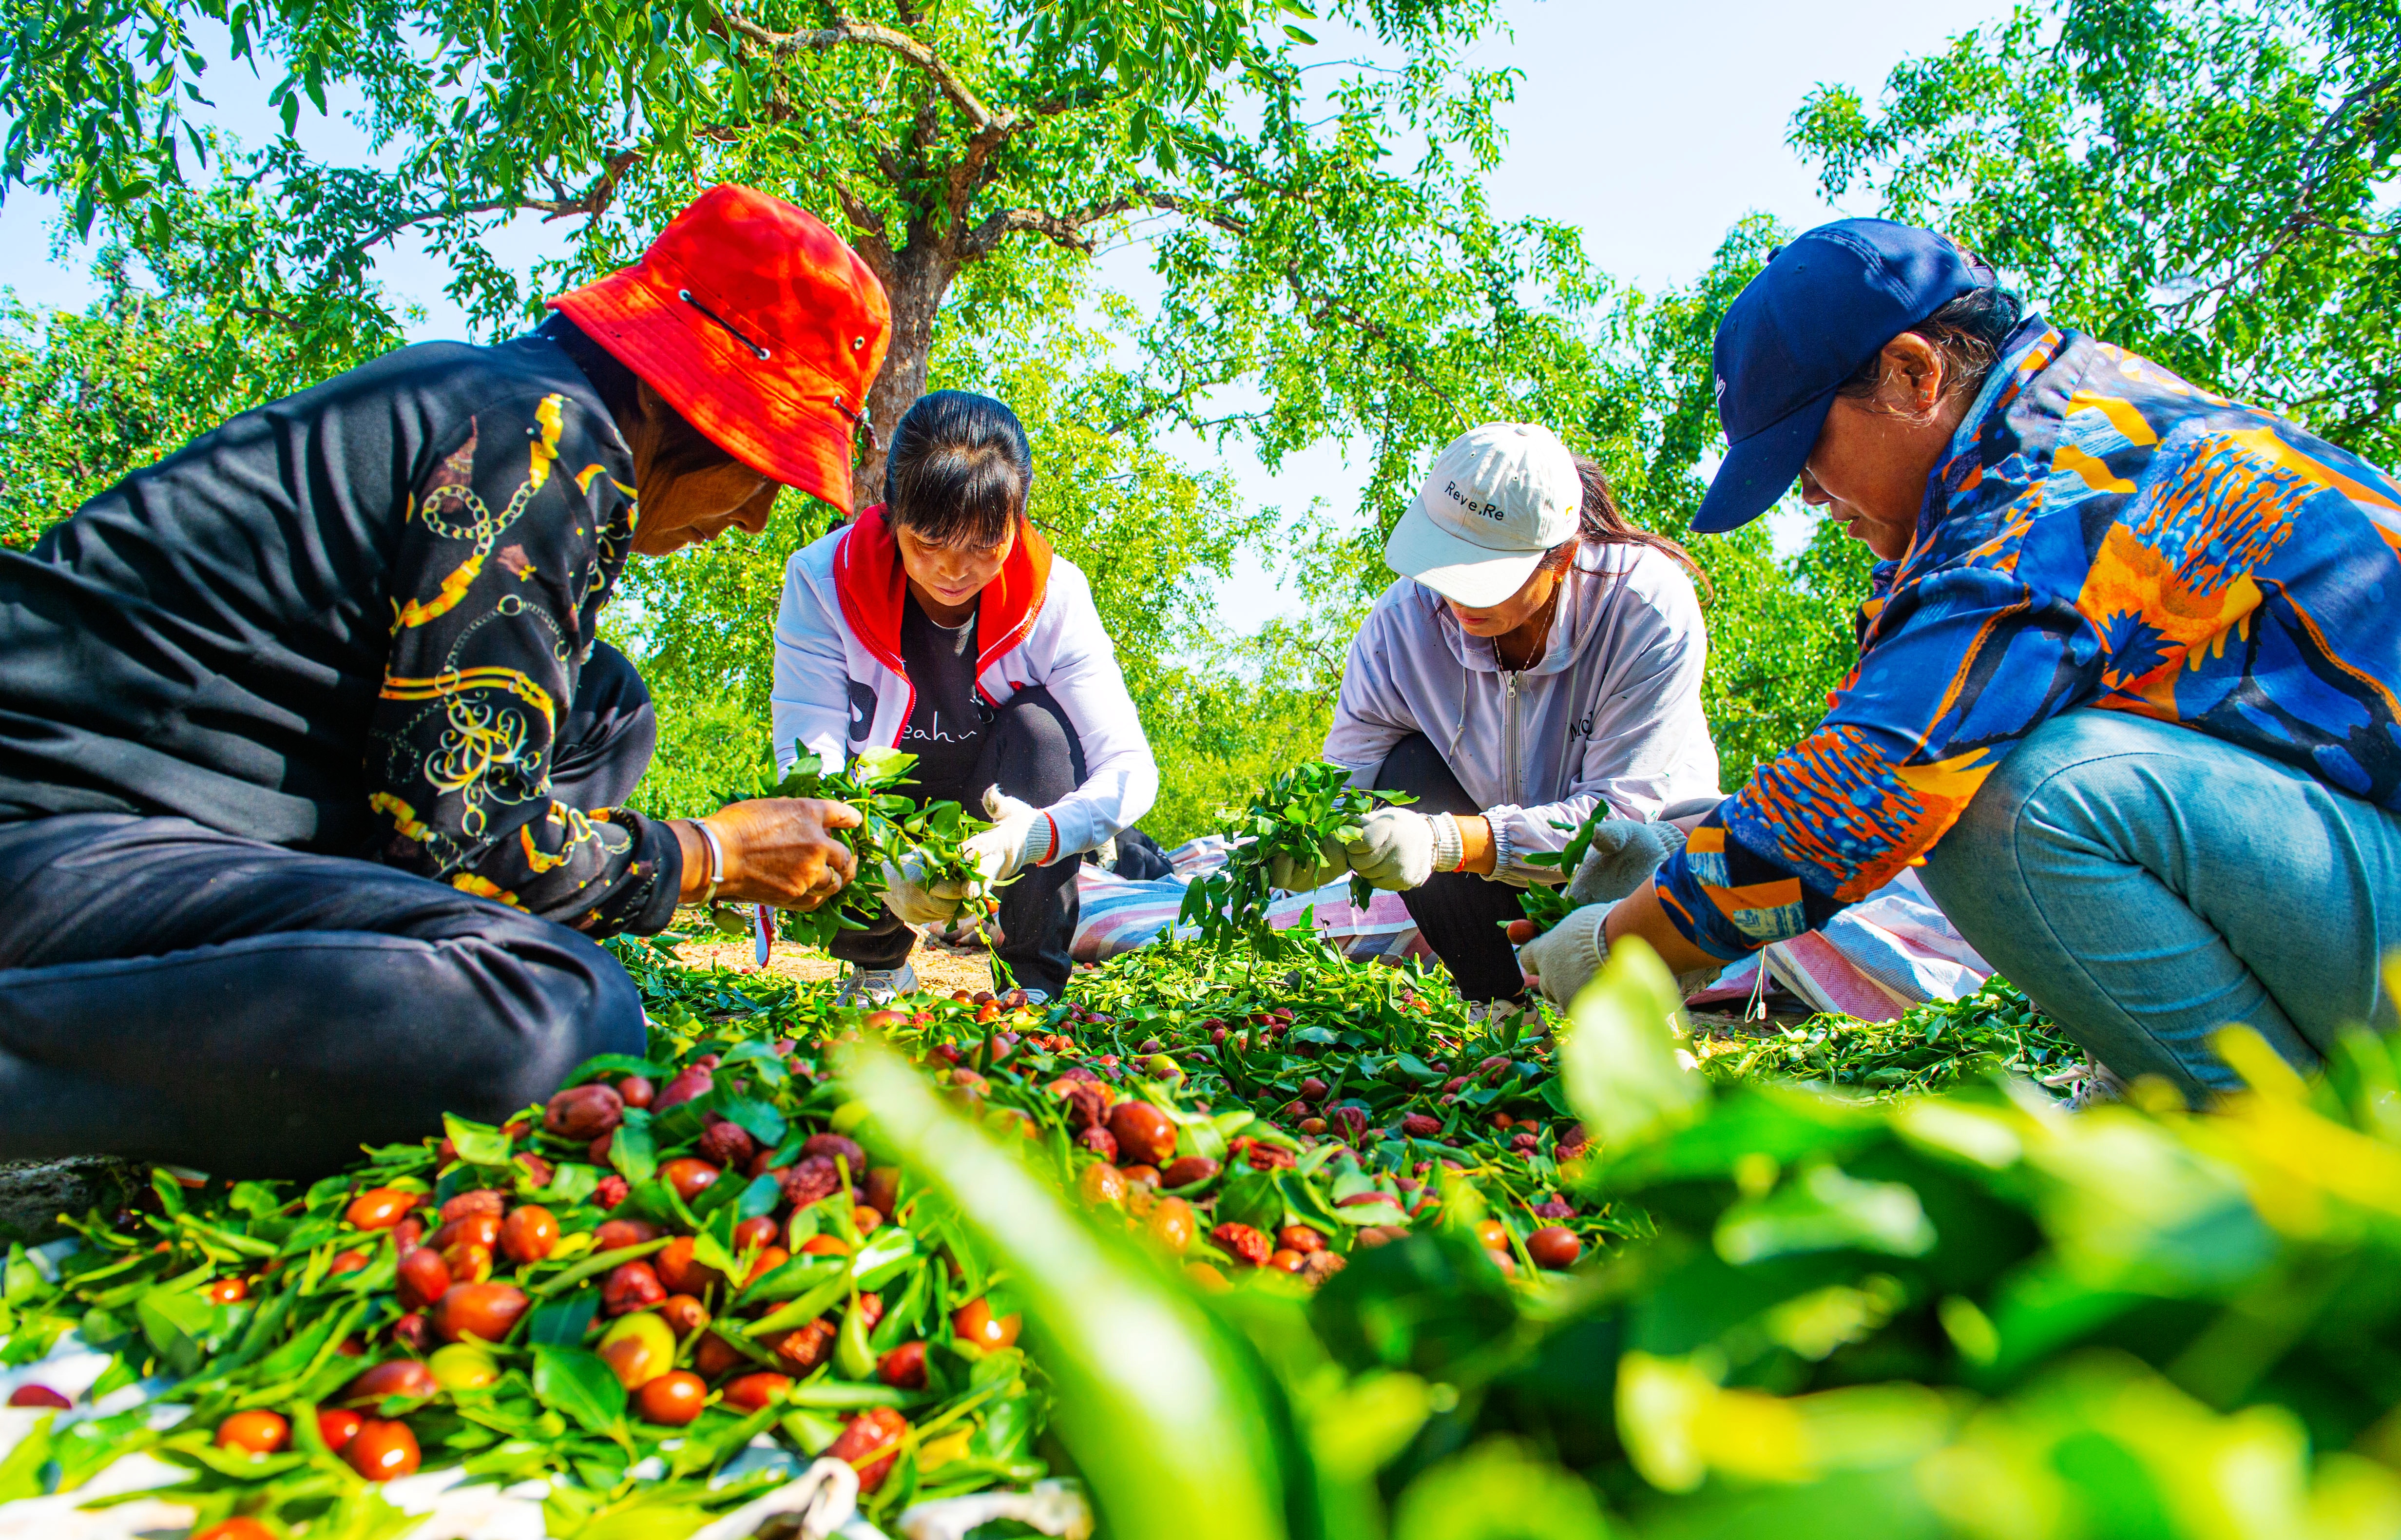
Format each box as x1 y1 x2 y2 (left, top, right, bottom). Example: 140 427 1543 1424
771 507 1158 861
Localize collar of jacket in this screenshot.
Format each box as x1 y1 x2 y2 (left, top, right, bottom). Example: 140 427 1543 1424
834 503 1055 678
1422 542 1636 679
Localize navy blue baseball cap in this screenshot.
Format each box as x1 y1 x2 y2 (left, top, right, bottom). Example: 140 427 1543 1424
1693 219 1996 535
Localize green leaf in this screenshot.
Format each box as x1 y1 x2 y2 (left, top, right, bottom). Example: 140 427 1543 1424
531 1344 627 1433
609 1109 657 1184
136 1286 215 1377
1561 940 1704 1155
1391 1436 1610 1540
845 1040 1297 1540
1714 1165 1938 1265
530 1290 599 1347
443 1114 513 1168
714 1094 788 1150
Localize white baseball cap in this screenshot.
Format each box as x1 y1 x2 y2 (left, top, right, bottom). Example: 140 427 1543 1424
1383 422 1581 608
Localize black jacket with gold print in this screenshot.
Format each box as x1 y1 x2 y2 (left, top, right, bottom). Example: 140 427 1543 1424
0 334 679 936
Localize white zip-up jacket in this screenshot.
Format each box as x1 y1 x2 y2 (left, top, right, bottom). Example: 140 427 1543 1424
1324 541 1720 882
771 507 1158 861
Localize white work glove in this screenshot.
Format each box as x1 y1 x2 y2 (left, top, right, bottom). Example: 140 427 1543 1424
881 849 960 927
1564 820 1689 905
1268 837 1353 892
932 787 1052 900
1518 901 1613 1008
1342 808 1438 892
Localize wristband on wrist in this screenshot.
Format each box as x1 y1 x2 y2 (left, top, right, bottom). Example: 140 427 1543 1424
1489 820 1517 881
1026 811 1057 868
1428 812 1465 874
692 819 727 905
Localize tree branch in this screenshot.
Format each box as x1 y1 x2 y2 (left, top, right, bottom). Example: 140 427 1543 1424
720 8 1013 138
961 189 1247 258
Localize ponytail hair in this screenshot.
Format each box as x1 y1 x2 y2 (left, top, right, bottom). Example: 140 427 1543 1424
1566 455 1710 597
883 390 1033 546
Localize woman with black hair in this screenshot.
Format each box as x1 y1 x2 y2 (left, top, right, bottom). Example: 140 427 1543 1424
1307 421 1721 1009
772 390 1159 1003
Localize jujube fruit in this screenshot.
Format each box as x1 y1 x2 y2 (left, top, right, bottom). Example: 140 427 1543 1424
428 1343 499 1390
316 1406 363 1451
341 1358 436 1405
6 1385 69 1408
344 1418 420 1481
431 1282 529 1344
1210 1223 1271 1268
396 1247 450 1310
594 1218 661 1251
432 1211 501 1251
877 1341 927 1388
1077 1163 1128 1206
953 1297 1020 1351
660 1157 721 1202
597 1312 676 1390
1525 1225 1582 1270
1106 1102 1177 1167
827 1406 909 1490
659 1293 711 1338
499 1205 558 1264
697 1119 755 1169
215 1409 289 1455
636 1370 708 1425
1268 1248 1307 1272
439 1190 504 1224
615 1074 655 1107
602 1261 666 1316
721 1371 792 1411
655 1236 726 1294
542 1082 623 1140
207 1276 248 1304
694 1330 747 1378
732 1214 780 1252
1148 1196 1198 1252
1276 1224 1325 1254
343 1188 415 1231
1160 1155 1219 1189
803 1132 865 1171
652 1064 713 1111
440 1240 493 1284
193 1520 275 1540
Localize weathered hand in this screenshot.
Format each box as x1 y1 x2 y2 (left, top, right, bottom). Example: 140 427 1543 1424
685 798 863 910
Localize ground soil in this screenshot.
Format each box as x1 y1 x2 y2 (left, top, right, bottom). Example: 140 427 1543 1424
664 922 996 999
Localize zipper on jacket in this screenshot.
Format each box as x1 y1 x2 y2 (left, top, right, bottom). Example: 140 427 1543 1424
1503 671 1521 811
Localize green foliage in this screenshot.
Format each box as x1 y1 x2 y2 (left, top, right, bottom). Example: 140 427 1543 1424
715 743 994 949
1692 977 2081 1097
1177 761 1411 956
1792 0 2401 464
0 262 358 549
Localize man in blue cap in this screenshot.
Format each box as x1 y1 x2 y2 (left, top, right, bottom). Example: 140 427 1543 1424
1518 217 2401 1100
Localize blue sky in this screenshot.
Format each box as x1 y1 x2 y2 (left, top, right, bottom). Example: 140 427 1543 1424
1 0 2009 630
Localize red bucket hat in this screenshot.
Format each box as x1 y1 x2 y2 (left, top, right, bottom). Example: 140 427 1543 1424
548 184 891 507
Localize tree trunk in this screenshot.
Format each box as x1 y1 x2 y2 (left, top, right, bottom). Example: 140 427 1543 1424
852 234 958 515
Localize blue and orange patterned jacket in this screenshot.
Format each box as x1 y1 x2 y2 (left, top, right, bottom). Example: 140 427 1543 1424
1656 319 2401 960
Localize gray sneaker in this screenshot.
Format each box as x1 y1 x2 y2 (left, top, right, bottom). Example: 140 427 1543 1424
834 963 917 1007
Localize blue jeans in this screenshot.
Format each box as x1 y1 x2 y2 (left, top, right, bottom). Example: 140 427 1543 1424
1921 710 2401 1097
